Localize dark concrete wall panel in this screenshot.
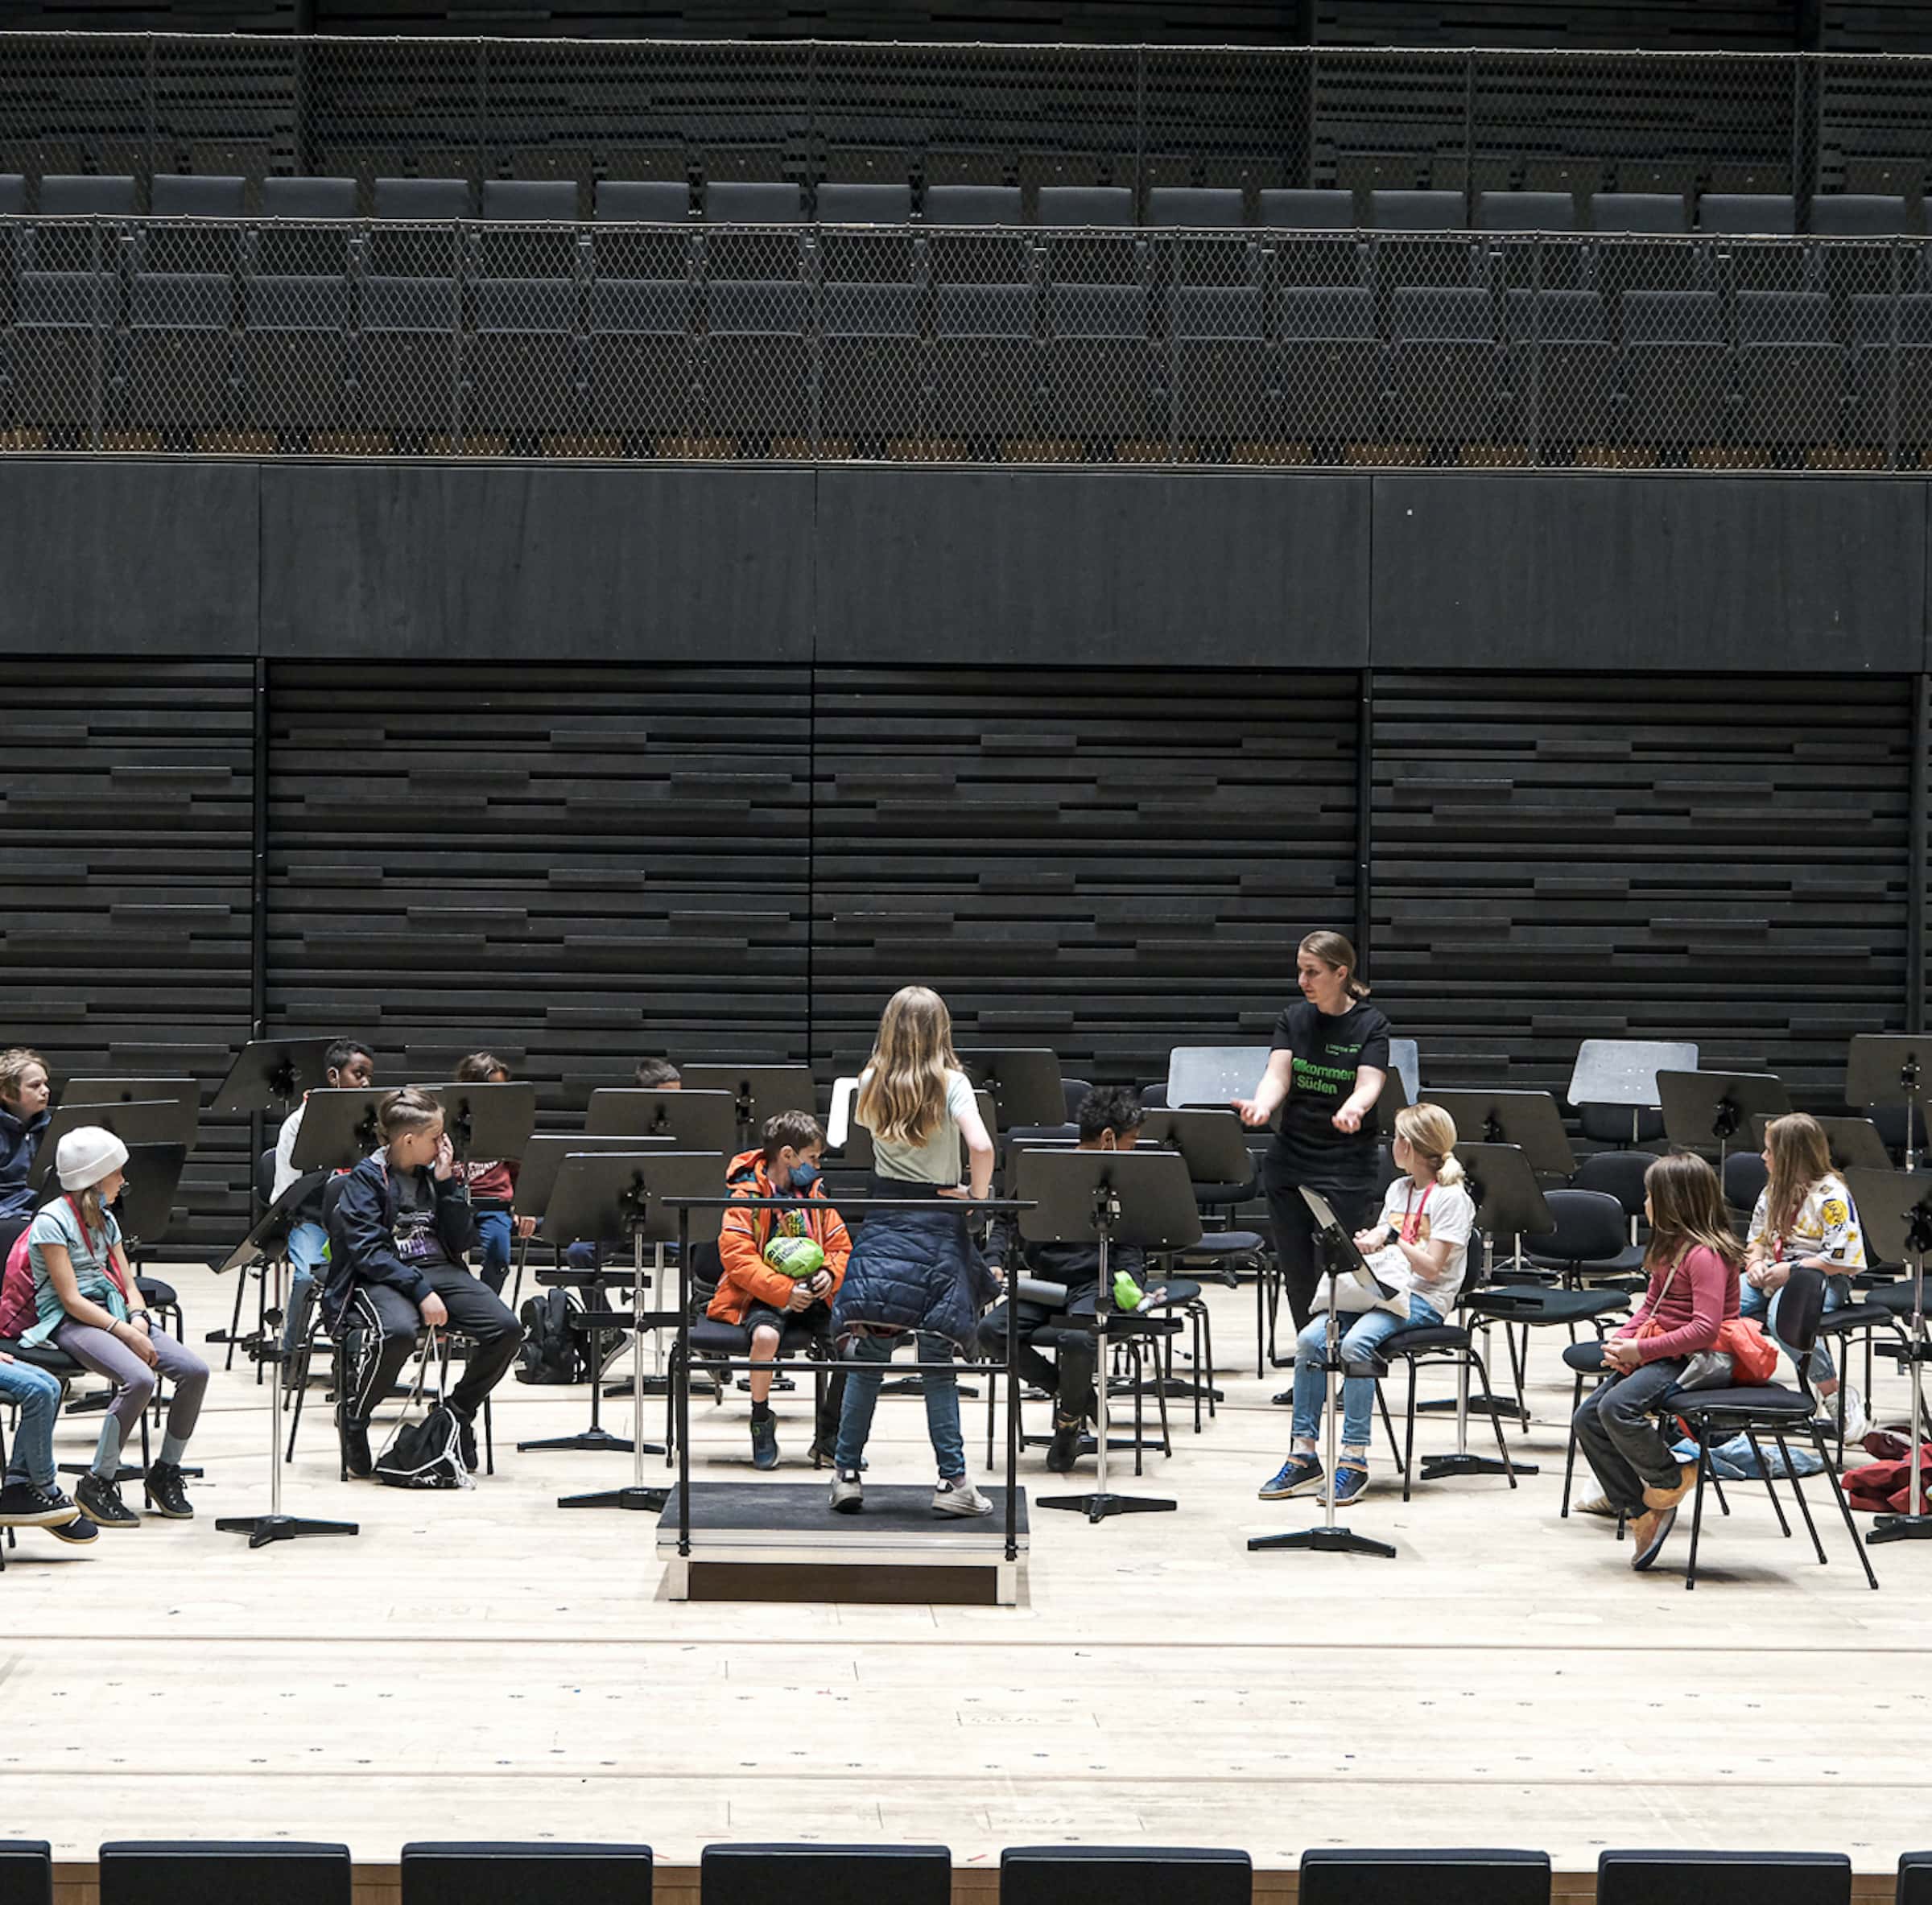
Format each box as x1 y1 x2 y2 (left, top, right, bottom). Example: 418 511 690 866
259 464 816 662
0 461 259 656
1370 475 1926 674
816 468 1373 667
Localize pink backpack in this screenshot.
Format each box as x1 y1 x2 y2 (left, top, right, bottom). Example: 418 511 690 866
0 1223 38 1339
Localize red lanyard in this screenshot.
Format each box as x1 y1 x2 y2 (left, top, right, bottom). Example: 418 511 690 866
1399 1181 1434 1244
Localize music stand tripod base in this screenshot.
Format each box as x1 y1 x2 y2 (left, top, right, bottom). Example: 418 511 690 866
217 1345 359 1549
1037 1487 1176 1524
558 1484 669 1512
1249 1523 1396 1558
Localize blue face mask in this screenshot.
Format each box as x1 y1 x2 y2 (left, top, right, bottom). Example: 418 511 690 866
788 1160 819 1192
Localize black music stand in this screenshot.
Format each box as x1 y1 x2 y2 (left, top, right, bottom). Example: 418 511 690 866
1847 1035 1932 1172
1426 1090 1576 1177
510 1132 675 1315
1751 1112 1894 1175
111 1143 187 1249
1015 1147 1201 1523
1425 1140 1552 1482
1847 1166 1932 1545
584 1088 740 1152
679 1066 818 1142
288 1088 386 1174
1249 1186 1399 1560
31 1099 196 1185
415 1081 536 1171
216 1320 360 1549
209 1037 336 1119
1657 1069 1791 1169
959 1049 1065 1129
552 1149 724 1514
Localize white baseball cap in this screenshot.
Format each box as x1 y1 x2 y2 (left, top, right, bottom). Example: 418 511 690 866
56 1127 130 1193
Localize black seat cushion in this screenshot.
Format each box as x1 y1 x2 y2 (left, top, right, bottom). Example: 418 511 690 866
0 1337 81 1375
1380 1322 1471 1355
1563 1338 1608 1373
1140 1276 1204 1308
1814 1300 1895 1334
690 1315 824 1357
1663 1382 1816 1419
1184 1231 1265 1255
1467 1287 1628 1326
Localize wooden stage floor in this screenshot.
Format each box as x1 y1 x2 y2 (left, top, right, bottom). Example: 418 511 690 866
6 1263 1929 1883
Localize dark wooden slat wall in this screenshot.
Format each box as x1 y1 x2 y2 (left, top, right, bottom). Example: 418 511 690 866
0 661 255 1257
264 662 814 1124
1369 673 1917 1105
810 667 1360 1082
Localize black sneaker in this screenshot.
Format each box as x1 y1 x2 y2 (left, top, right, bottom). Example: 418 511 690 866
750 1412 779 1471
342 1420 374 1479
0 1478 82 1528
47 1510 98 1544
452 1409 480 1474
76 1472 139 1528
1046 1416 1084 1474
143 1460 194 1520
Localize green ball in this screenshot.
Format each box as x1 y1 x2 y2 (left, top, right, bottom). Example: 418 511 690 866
764 1235 825 1279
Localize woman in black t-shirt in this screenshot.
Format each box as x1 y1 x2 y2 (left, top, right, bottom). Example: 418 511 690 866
1234 930 1392 1351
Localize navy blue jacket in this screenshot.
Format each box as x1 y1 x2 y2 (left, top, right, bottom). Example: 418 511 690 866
832 1205 997 1354
322 1152 477 1326
0 1104 48 1223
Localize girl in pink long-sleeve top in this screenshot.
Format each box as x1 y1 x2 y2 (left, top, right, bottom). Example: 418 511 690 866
1571 1151 1741 1573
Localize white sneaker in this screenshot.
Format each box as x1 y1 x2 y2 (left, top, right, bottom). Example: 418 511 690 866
932 1475 994 1517
1833 1384 1872 1444
1572 1487 1619 1519
828 1468 863 1514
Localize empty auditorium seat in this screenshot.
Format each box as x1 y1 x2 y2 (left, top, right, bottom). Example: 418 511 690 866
260 176 356 221
13 199 123 436
1736 287 1842 446
39 174 136 215
1852 290 1932 452
821 216 923 438
588 227 695 433
1168 282 1267 440
1145 186 1244 227
1037 184 1133 227
1506 287 1616 448
1699 192 1797 234
1901 1851 1932 1905
1592 191 1698 298
151 175 244 218
932 274 1035 436
597 180 690 221
704 180 803 223
373 177 471 221
1001 1846 1250 1905
1389 283 1499 439
1478 190 1576 231
705 269 811 436
1298 1849 1552 1905
243 180 357 435
703 1844 947 1905
1278 283 1379 441
1596 1851 1850 1905
470 272 580 432
1372 188 1466 229
1592 192 1690 232
99 1843 353 1905
126 254 235 432
1811 193 1913 236
924 183 1024 225
482 179 577 221
0 175 23 216
1257 188 1355 228
1622 287 1728 441
0 1842 51 1905
816 182 911 223
401 1841 653 1905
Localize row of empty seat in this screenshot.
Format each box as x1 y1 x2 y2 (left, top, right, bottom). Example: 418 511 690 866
2 172 1926 234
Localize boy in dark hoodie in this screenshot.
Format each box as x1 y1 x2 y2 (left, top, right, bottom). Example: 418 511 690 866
0 1048 52 1262
710 1111 852 1470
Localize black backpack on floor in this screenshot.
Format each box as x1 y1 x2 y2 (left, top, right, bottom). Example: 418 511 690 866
517 1287 584 1385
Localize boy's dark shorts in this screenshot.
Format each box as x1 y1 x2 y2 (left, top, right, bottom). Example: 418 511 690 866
740 1297 832 1345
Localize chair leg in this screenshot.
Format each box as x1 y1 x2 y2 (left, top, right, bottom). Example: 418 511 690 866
1402 1359 1419 1503
1480 1349 1519 1486
1683 1421 1710 1590
1199 1298 1217 1421
1772 1431 1828 1564
1376 1379 1404 1477
1743 1429 1793 1538
1560 1371 1585 1517
1810 1425 1880 1590
484 1396 495 1477
223 1266 249 1371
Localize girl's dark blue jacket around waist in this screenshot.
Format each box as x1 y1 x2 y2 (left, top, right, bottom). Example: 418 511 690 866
832 1189 998 1355
0 1104 47 1223
320 1152 477 1326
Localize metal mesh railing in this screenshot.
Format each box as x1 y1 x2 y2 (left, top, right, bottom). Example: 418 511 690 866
6 217 1932 468
2 36 1932 212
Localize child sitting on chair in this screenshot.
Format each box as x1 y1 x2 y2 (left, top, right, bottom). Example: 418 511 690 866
710 1111 851 1471
324 1087 524 1480
1258 1102 1472 1511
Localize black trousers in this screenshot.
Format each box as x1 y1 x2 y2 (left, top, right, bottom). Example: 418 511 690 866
981 1286 1098 1424
1262 1150 1379 1335
337 1265 524 1429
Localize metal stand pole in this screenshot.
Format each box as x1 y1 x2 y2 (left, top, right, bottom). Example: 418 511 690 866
558 1221 669 1511
216 1342 359 1550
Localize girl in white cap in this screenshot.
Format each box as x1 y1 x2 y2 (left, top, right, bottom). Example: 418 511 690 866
23 1125 209 1527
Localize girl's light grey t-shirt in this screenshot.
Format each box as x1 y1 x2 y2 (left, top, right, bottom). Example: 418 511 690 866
858 1066 975 1185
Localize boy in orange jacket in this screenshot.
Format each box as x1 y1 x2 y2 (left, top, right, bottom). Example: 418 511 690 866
710 1111 852 1470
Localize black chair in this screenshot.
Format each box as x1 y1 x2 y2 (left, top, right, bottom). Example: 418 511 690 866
1571 1149 1653 1258
703 1844 946 1904
1298 1848 1550 1905
1042 228 1150 439
1478 190 1577 232
1899 1850 1932 1904
1662 1264 1879 1590
596 180 690 222
587 218 695 437
1579 1100 1666 1146
1623 287 1728 445
1278 285 1381 443
1001 1847 1249 1904
1596 1850 1849 1905
151 174 245 219
1371 188 1467 230
1526 1185 1645 1284
98 1843 353 1905
1257 187 1355 227
1699 192 1798 235
704 180 803 224
1737 288 1842 449
481 179 577 223
816 182 911 224
1722 1150 1769 1226
1388 282 1498 440
923 184 1024 225
0 1842 50 1905
402 1841 652 1905
14 179 131 439
39 174 136 216
1810 194 1911 236
704 259 812 439
1146 186 1244 228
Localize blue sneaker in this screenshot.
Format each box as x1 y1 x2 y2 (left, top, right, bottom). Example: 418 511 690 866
1329 1463 1370 1507
1258 1454 1323 1501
